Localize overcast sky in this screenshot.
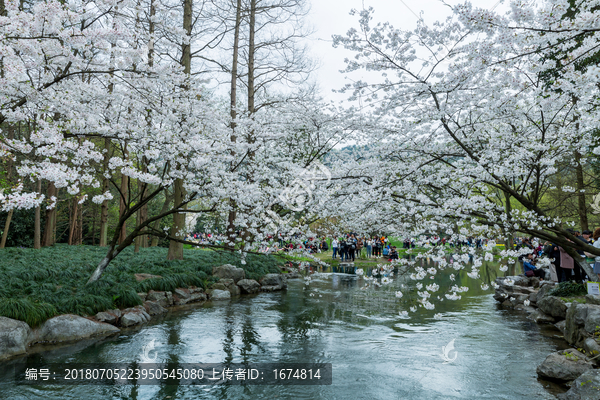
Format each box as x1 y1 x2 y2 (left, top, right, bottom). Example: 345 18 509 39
307 0 504 103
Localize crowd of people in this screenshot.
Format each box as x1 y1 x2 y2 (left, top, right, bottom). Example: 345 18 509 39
517 228 600 283
329 235 399 262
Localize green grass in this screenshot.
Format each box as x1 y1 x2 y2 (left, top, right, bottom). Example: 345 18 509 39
0 245 282 325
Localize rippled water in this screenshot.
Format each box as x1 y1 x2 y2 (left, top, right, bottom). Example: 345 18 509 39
1 260 569 399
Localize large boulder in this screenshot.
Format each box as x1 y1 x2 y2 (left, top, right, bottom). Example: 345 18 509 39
537 296 568 320
172 287 207 305
95 309 122 325
210 289 231 300
565 303 600 346
31 314 119 344
536 349 594 382
120 306 151 327
558 369 600 400
146 291 173 308
529 310 555 324
237 279 261 294
537 281 556 301
260 274 287 291
212 264 245 283
143 301 168 316
0 317 31 360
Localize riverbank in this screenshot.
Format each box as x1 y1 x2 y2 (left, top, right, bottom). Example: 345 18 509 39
0 259 298 361
0 245 295 360
494 276 600 399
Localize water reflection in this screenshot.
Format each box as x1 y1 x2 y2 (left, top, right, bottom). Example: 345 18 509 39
0 257 563 399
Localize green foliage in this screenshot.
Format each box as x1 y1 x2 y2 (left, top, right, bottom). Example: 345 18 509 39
0 209 41 248
0 245 281 325
549 281 588 297
0 298 56 327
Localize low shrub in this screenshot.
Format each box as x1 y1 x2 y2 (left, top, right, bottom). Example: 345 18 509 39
548 281 587 297
0 245 282 325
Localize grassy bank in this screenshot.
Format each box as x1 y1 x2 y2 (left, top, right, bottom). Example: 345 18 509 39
0 245 282 326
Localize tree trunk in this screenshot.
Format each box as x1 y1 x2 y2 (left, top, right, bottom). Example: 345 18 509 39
0 124 15 248
151 193 172 247
34 180 41 249
167 178 185 260
0 210 12 248
99 139 111 246
88 244 123 283
68 197 78 245
226 0 242 250
574 151 588 232
248 0 255 116
119 172 129 244
42 182 56 246
504 190 514 250
166 0 192 260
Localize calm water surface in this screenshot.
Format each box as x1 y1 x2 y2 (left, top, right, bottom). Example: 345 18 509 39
1 260 568 399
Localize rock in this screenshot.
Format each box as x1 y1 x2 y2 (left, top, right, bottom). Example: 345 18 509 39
143 301 168 316
137 292 147 302
529 291 538 304
522 306 537 314
211 283 227 291
536 349 593 382
260 274 287 291
583 338 600 364
32 314 119 344
210 289 231 300
0 317 31 360
237 279 261 294
212 264 246 283
501 299 513 307
565 303 600 346
228 284 241 297
556 320 567 335
120 306 151 327
217 279 240 297
172 287 207 305
558 369 600 399
538 296 568 319
586 295 600 305
134 273 162 282
537 282 555 301
146 291 173 308
513 294 530 304
530 277 541 288
95 309 121 325
566 303 591 346
493 288 512 302
285 271 300 279
529 310 556 324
